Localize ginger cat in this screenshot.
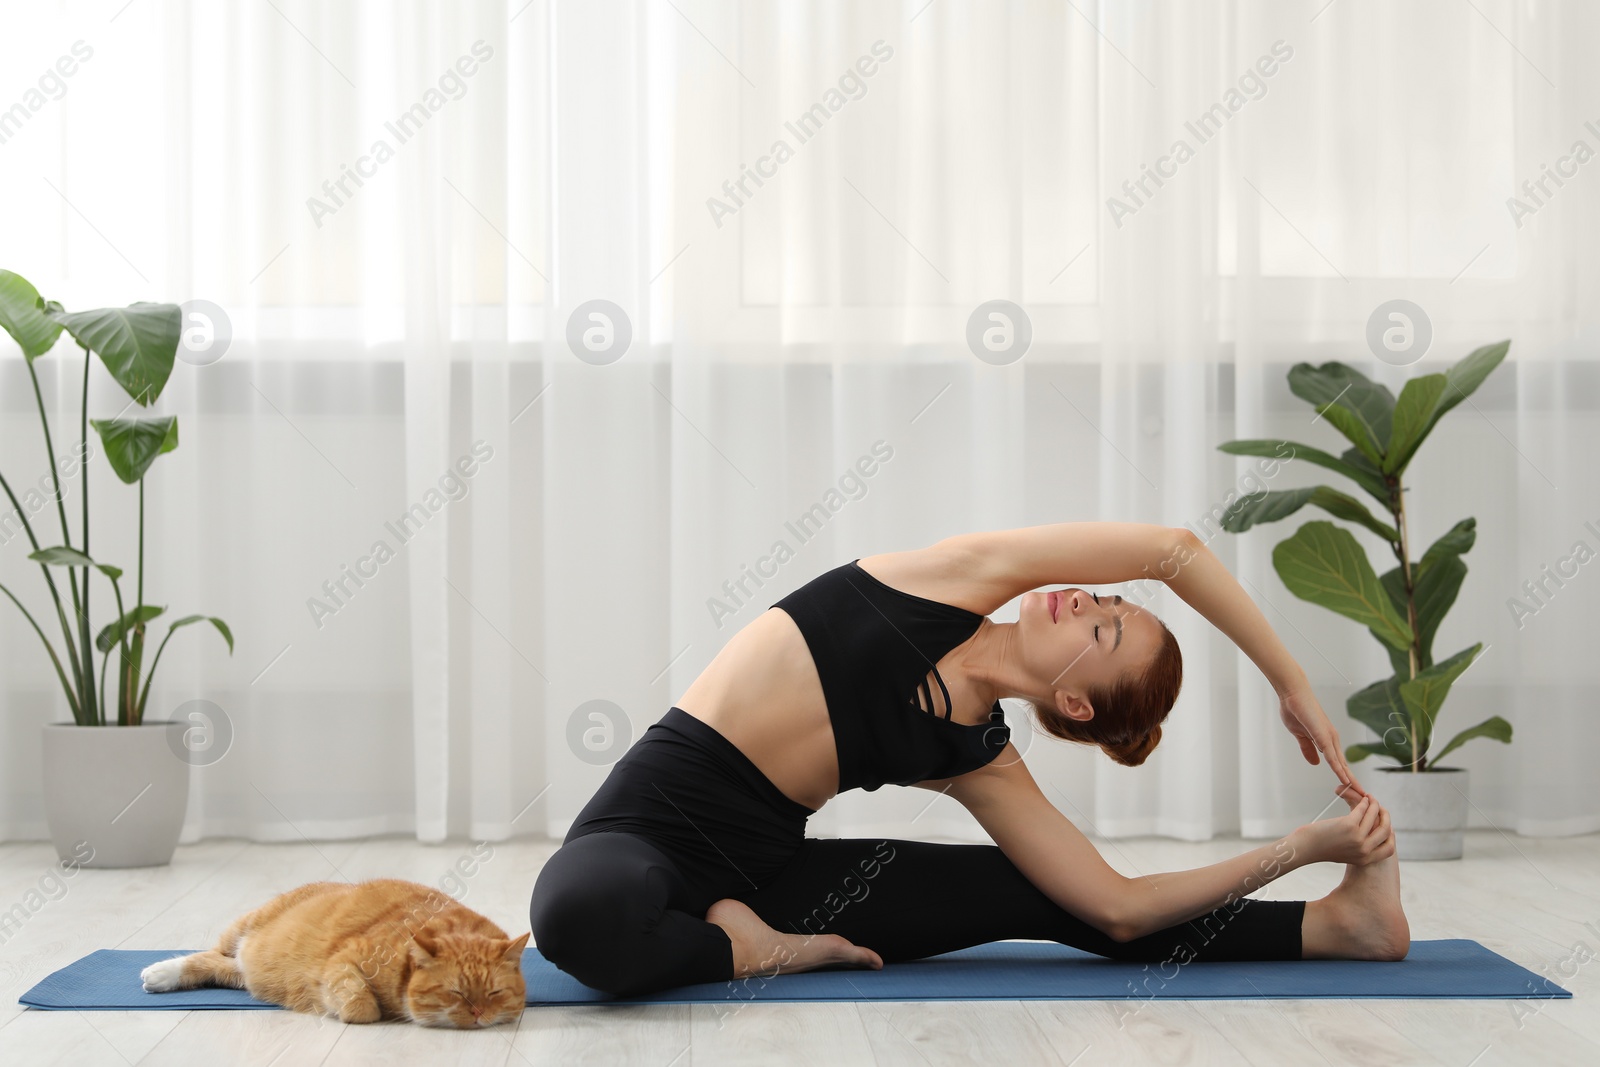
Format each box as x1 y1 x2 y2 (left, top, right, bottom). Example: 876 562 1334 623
140 879 528 1028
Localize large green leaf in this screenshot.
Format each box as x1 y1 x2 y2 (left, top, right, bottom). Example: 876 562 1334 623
1373 568 1413 678
1272 521 1414 650
1221 486 1398 540
27 545 124 581
96 604 166 653
1315 401 1385 466
1289 362 1397 453
1383 373 1450 474
0 270 63 360
1422 341 1509 443
1371 554 1467 675
1429 715 1513 767
31 546 94 567
49 303 180 406
1341 447 1389 495
1347 674 1412 761
1420 518 1477 568
91 417 178 485
1216 438 1391 502
1398 642 1483 762
166 614 235 653
1369 519 1477 674
1302 488 1397 540
1409 555 1466 668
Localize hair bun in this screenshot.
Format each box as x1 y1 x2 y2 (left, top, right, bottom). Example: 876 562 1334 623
1106 723 1162 767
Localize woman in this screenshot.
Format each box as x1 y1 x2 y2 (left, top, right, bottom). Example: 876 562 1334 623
530 522 1409 996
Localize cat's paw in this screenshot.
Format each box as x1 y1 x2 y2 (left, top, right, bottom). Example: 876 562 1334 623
140 956 188 993
332 993 382 1024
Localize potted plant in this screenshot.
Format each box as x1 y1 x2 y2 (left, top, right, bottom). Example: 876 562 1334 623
0 269 232 868
1215 341 1513 860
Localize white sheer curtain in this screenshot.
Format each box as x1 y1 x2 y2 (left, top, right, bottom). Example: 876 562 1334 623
2 0 1596 846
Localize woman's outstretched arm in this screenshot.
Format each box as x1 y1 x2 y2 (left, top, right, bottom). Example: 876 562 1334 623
1156 529 1364 797
1156 528 1308 699
933 753 1392 942
948 521 1364 796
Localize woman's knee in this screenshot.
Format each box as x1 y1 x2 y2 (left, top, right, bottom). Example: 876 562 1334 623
528 834 670 991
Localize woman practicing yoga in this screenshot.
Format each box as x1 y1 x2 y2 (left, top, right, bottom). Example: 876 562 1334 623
530 522 1410 996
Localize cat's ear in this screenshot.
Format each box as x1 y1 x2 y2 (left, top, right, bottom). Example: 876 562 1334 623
502 932 530 960
411 930 441 960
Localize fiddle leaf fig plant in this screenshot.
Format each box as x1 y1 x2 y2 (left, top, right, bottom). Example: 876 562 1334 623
1215 341 1513 771
0 269 232 727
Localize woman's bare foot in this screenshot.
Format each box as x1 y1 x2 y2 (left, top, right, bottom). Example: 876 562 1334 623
706 899 884 978
1302 849 1410 961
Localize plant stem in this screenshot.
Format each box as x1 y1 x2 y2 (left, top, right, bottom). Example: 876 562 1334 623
1391 475 1422 772
107 576 132 726
138 478 144 610
133 478 145 726
136 626 176 720
124 633 139 726
0 453 87 722
26 359 85 654
0 581 80 720
99 630 111 717
78 343 96 725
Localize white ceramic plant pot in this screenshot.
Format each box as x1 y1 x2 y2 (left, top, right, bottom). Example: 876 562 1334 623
1364 766 1469 861
41 723 189 868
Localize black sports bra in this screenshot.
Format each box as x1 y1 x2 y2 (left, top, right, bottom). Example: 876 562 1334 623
770 558 1011 793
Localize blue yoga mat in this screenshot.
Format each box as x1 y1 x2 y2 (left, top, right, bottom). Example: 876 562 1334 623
18 940 1570 1010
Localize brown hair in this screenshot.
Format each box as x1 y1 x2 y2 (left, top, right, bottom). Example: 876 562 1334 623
1028 615 1182 767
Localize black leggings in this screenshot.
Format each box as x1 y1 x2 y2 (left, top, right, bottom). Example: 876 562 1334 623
530 709 1305 997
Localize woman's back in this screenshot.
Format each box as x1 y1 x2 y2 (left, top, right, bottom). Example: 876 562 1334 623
675 547 1001 811
674 604 841 809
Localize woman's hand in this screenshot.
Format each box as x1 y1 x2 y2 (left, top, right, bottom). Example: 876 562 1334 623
1289 793 1394 867
1279 686 1367 800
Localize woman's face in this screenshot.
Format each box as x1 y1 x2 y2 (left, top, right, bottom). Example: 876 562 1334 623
1018 587 1161 722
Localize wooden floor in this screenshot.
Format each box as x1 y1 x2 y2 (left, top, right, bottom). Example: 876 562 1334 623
1 830 1596 1066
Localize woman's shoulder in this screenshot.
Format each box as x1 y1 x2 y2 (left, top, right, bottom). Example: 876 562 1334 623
852 541 1000 617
